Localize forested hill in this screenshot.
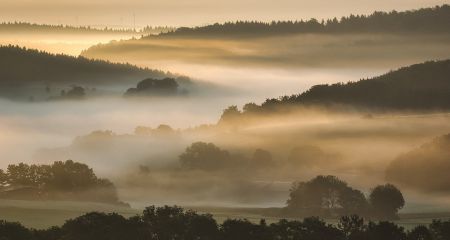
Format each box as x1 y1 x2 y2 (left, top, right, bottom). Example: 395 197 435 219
0 45 171 86
292 59 450 110
158 5 450 37
221 59 450 119
0 22 176 35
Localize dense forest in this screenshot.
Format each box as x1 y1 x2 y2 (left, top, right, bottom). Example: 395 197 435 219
1 205 450 240
0 45 171 85
0 160 124 205
0 45 177 100
158 5 450 37
0 22 175 35
219 59 450 123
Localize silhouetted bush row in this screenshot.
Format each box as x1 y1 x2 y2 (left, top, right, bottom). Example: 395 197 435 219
1 205 449 240
159 5 450 37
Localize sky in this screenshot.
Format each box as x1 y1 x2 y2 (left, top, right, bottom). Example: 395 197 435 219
0 0 448 27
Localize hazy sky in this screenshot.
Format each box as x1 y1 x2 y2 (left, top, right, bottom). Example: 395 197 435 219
0 0 448 27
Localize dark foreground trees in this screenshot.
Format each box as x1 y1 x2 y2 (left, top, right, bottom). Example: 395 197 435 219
1 206 449 240
369 184 405 220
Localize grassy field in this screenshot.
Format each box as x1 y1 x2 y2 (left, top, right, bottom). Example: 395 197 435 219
2 200 450 230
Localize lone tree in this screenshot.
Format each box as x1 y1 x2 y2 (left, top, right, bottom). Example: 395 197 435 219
286 175 368 217
369 184 405 220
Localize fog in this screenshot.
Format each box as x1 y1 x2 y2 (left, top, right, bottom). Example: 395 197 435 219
82 33 450 69
0 64 384 164
2 92 450 211
0 0 446 26
1 24 450 214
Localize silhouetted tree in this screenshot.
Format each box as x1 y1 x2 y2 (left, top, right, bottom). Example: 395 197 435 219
0 169 6 185
286 175 368 217
407 225 433 240
366 221 406 240
179 142 231 170
429 219 450 240
59 212 132 240
125 78 179 96
338 215 367 240
0 160 121 204
369 184 405 220
142 205 220 240
221 218 273 240
1 205 449 240
63 86 85 99
0 220 33 240
218 106 242 126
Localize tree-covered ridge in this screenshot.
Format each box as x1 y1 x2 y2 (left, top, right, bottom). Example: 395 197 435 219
219 59 450 122
1 205 450 240
0 45 171 86
159 5 450 37
0 22 175 35
0 160 124 205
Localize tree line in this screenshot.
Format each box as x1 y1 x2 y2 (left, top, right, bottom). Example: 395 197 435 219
218 59 450 125
178 142 333 171
1 205 450 240
159 5 450 37
0 160 124 205
0 22 175 35
0 45 171 86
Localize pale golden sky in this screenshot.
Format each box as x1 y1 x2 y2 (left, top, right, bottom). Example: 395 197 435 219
0 0 448 27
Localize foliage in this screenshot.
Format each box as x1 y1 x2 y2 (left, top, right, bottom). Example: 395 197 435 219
2 205 449 240
0 22 175 35
286 175 368 217
179 142 232 170
0 160 121 204
0 45 170 87
159 5 450 37
125 78 179 96
220 59 450 121
369 184 405 220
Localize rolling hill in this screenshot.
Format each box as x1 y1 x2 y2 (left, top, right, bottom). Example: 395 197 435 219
220 59 450 120
0 46 176 100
